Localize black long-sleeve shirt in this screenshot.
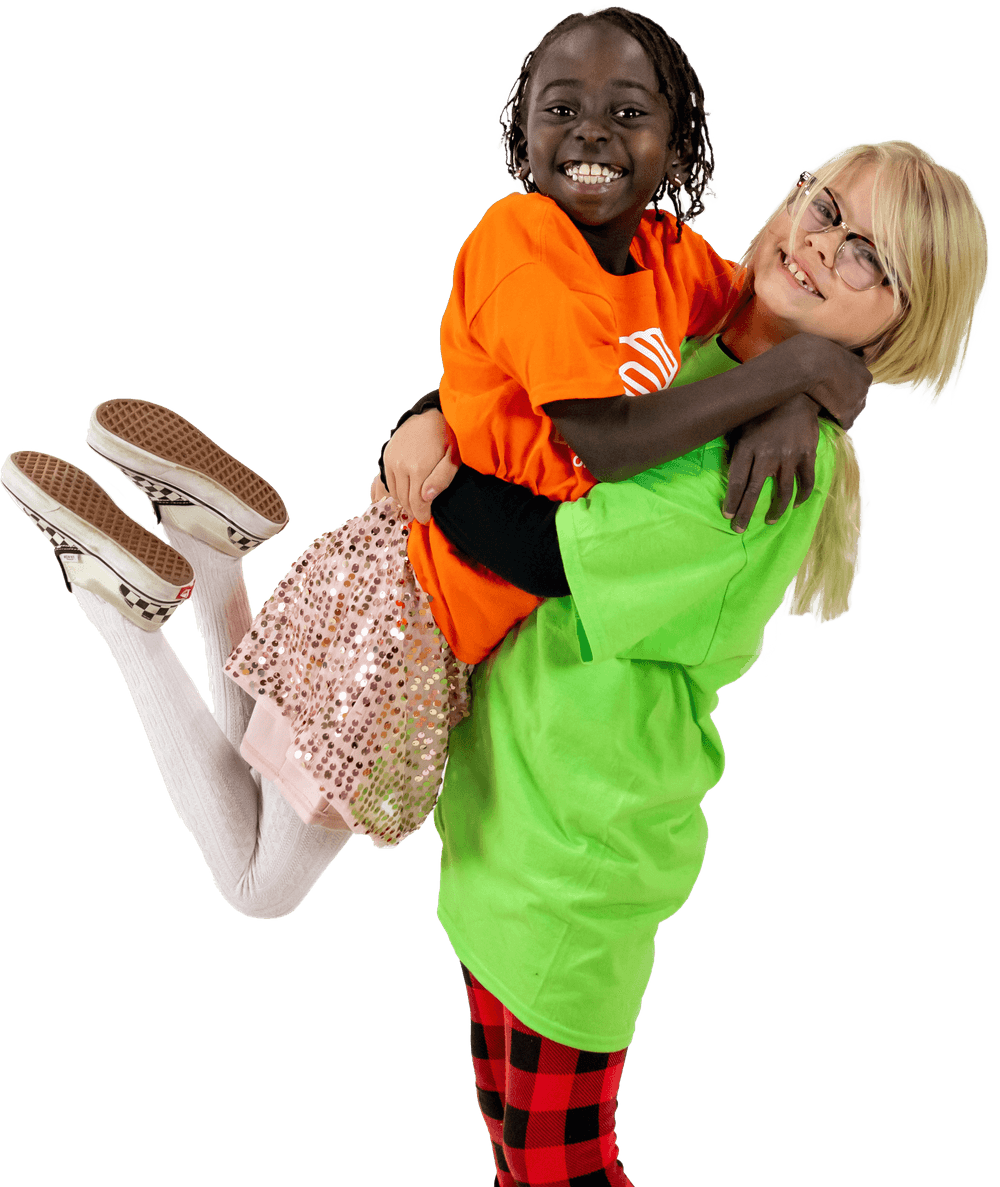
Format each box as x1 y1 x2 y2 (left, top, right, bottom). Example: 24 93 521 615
379 393 569 597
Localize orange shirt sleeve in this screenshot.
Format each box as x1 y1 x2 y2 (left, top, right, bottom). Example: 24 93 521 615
467 263 628 412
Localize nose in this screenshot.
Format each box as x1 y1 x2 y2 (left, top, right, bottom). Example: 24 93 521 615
801 224 847 270
573 108 612 145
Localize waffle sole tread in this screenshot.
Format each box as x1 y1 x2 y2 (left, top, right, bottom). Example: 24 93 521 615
94 400 287 523
10 452 194 585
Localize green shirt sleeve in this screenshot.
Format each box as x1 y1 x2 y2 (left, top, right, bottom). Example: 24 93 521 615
556 337 837 668
556 459 736 665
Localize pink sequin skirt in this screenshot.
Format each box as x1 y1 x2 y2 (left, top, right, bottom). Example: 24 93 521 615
225 498 473 846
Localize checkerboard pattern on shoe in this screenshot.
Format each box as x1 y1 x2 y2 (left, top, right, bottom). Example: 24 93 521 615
462 965 633 1187
3 451 195 632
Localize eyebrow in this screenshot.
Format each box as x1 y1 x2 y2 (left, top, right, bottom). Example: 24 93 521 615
538 78 656 95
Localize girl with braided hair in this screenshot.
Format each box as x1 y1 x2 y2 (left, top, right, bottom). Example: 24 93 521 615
223 7 870 837
383 7 869 667
5 6 873 855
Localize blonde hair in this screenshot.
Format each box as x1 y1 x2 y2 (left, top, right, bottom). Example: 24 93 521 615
727 143 987 619
788 421 859 621
774 141 986 393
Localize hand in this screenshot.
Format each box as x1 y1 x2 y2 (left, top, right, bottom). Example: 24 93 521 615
790 334 871 430
370 475 389 502
724 394 821 532
382 409 459 524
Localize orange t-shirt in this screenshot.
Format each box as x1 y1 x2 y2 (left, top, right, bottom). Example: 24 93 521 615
408 192 737 664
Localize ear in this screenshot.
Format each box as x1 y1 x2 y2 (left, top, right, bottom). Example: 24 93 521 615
666 144 693 189
511 124 532 183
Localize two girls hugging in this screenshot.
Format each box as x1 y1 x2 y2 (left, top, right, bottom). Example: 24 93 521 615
3 8 986 1185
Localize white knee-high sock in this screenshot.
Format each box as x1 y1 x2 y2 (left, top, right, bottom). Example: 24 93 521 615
159 524 255 751
75 588 349 918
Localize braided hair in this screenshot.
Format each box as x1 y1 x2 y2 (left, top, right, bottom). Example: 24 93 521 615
501 7 714 236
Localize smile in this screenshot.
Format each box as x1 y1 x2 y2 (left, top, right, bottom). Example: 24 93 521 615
562 162 624 185
781 252 822 297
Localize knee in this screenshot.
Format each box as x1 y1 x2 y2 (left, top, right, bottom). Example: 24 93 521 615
218 884 304 920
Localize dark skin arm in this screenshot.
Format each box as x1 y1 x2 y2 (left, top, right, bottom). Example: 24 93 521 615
379 335 862 529
543 333 869 483
377 394 829 534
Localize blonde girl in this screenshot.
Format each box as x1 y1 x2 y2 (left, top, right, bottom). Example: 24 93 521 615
379 140 986 1186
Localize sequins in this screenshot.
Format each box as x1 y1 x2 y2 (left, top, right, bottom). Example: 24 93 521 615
225 498 472 846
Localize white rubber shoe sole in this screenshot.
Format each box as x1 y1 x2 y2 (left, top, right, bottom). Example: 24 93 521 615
87 400 288 558
3 452 196 632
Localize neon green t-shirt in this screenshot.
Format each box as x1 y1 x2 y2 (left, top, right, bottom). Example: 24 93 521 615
435 336 837 1051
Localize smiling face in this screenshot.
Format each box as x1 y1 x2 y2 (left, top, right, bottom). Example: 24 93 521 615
753 163 898 349
522 22 675 251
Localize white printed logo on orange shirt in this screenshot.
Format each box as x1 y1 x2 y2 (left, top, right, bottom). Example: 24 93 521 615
618 327 678 395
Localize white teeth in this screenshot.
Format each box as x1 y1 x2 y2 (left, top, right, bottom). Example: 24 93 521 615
564 163 623 184
783 255 819 295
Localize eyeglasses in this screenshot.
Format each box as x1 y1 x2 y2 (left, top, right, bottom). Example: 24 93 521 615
786 172 891 292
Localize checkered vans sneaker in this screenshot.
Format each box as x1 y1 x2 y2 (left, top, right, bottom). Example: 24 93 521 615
2 452 195 632
87 400 288 558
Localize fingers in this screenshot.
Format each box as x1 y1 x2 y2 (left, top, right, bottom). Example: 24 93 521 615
765 464 796 525
404 456 460 525
401 454 458 524
399 473 427 522
413 453 460 524
840 368 868 429
409 496 433 524
370 476 389 503
848 390 867 430
730 469 767 533
391 457 453 524
727 439 771 532
422 456 460 500
793 453 816 508
385 465 420 520
725 393 821 529
381 409 454 523
384 466 402 513
724 444 754 520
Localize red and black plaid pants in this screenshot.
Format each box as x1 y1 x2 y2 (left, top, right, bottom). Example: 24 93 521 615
462 964 634 1187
